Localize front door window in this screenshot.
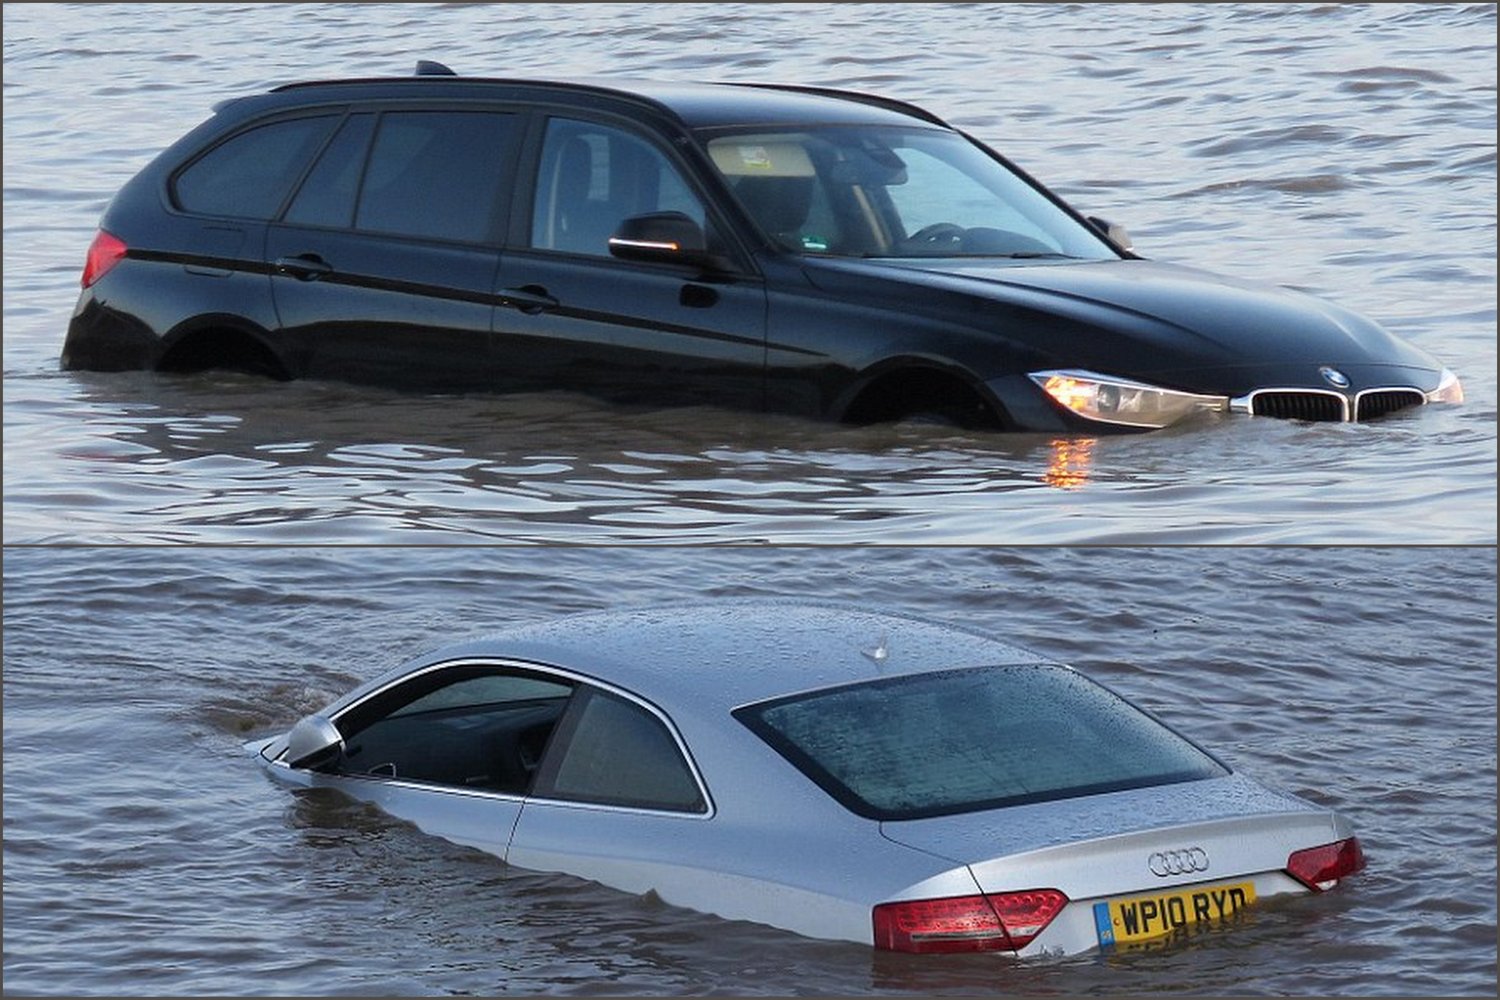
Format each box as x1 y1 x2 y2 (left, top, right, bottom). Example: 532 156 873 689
530 118 711 256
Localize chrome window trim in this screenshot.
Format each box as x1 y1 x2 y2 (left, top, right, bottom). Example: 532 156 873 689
504 792 717 821
294 767 529 802
326 656 716 818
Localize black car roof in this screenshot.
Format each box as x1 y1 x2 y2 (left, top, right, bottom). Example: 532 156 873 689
263 75 951 130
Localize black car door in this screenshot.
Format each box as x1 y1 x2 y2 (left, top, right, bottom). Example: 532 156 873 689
265 108 521 389
489 114 767 411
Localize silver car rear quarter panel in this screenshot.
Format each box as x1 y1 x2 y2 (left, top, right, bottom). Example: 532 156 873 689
507 797 975 945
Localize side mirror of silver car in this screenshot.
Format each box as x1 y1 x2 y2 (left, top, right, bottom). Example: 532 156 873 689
284 714 344 770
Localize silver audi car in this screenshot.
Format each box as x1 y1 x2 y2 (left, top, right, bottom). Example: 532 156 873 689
248 604 1363 956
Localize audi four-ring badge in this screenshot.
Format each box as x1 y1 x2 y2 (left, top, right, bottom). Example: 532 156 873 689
247 604 1365 956
1149 847 1210 877
62 62 1463 432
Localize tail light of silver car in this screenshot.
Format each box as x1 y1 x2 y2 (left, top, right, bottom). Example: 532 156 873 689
872 888 1068 953
1285 836 1365 892
81 230 128 288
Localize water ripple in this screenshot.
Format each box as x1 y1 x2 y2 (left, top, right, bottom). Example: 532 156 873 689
3 547 1494 995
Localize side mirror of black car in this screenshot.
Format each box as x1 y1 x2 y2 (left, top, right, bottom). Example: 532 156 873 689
1087 215 1134 253
609 212 733 272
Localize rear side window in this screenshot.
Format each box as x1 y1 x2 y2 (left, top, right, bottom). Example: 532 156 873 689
534 688 707 813
174 115 337 219
284 113 376 229
736 665 1227 820
355 110 516 243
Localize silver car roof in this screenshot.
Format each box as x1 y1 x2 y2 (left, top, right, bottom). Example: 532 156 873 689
329 602 1056 720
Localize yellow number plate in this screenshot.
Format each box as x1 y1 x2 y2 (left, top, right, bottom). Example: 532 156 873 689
1094 881 1256 947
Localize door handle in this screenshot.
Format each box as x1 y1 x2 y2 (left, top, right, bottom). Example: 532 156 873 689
498 284 560 315
274 253 333 281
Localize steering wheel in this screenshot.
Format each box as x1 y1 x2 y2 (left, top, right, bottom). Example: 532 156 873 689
902 222 967 252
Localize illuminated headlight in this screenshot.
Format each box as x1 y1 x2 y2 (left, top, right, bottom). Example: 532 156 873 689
1029 369 1229 429
1425 367 1464 405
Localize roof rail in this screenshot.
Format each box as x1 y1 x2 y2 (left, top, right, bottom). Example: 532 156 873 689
415 59 456 76
265 76 681 124
730 82 950 128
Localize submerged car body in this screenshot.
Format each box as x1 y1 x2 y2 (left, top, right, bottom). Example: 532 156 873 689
249 605 1364 955
64 65 1460 432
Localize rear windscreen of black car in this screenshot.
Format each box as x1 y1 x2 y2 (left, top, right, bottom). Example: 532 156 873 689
734 664 1228 820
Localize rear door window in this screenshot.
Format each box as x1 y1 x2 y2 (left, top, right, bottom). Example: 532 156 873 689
353 110 517 243
283 113 376 229
174 115 338 219
532 687 707 813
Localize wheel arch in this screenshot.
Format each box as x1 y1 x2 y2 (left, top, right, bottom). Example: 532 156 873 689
155 314 293 380
835 358 1010 429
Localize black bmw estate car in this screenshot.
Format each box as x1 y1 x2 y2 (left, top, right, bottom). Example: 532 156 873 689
62 63 1462 432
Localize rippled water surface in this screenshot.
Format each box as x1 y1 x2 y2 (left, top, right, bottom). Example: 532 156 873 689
3 2 1495 543
3 546 1495 995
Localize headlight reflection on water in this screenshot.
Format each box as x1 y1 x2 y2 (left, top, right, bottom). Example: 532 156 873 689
1043 437 1097 489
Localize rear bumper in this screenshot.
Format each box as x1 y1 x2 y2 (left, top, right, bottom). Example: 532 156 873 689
1024 868 1307 957
61 295 162 371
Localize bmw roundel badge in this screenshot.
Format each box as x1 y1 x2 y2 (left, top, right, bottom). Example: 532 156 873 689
1319 366 1351 389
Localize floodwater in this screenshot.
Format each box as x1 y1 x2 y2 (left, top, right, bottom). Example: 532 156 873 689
1 2 1495 543
3 4 1497 998
2 546 1495 995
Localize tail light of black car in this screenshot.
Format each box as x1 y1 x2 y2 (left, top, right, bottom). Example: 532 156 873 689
81 230 128 288
873 888 1068 953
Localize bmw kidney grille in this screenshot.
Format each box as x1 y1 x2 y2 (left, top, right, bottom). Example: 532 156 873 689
1243 388 1426 422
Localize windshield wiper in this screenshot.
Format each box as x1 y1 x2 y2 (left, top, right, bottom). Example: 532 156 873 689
996 251 1084 259
853 251 1091 261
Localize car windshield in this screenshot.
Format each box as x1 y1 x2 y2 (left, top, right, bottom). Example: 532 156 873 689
701 126 1118 260
735 664 1227 820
